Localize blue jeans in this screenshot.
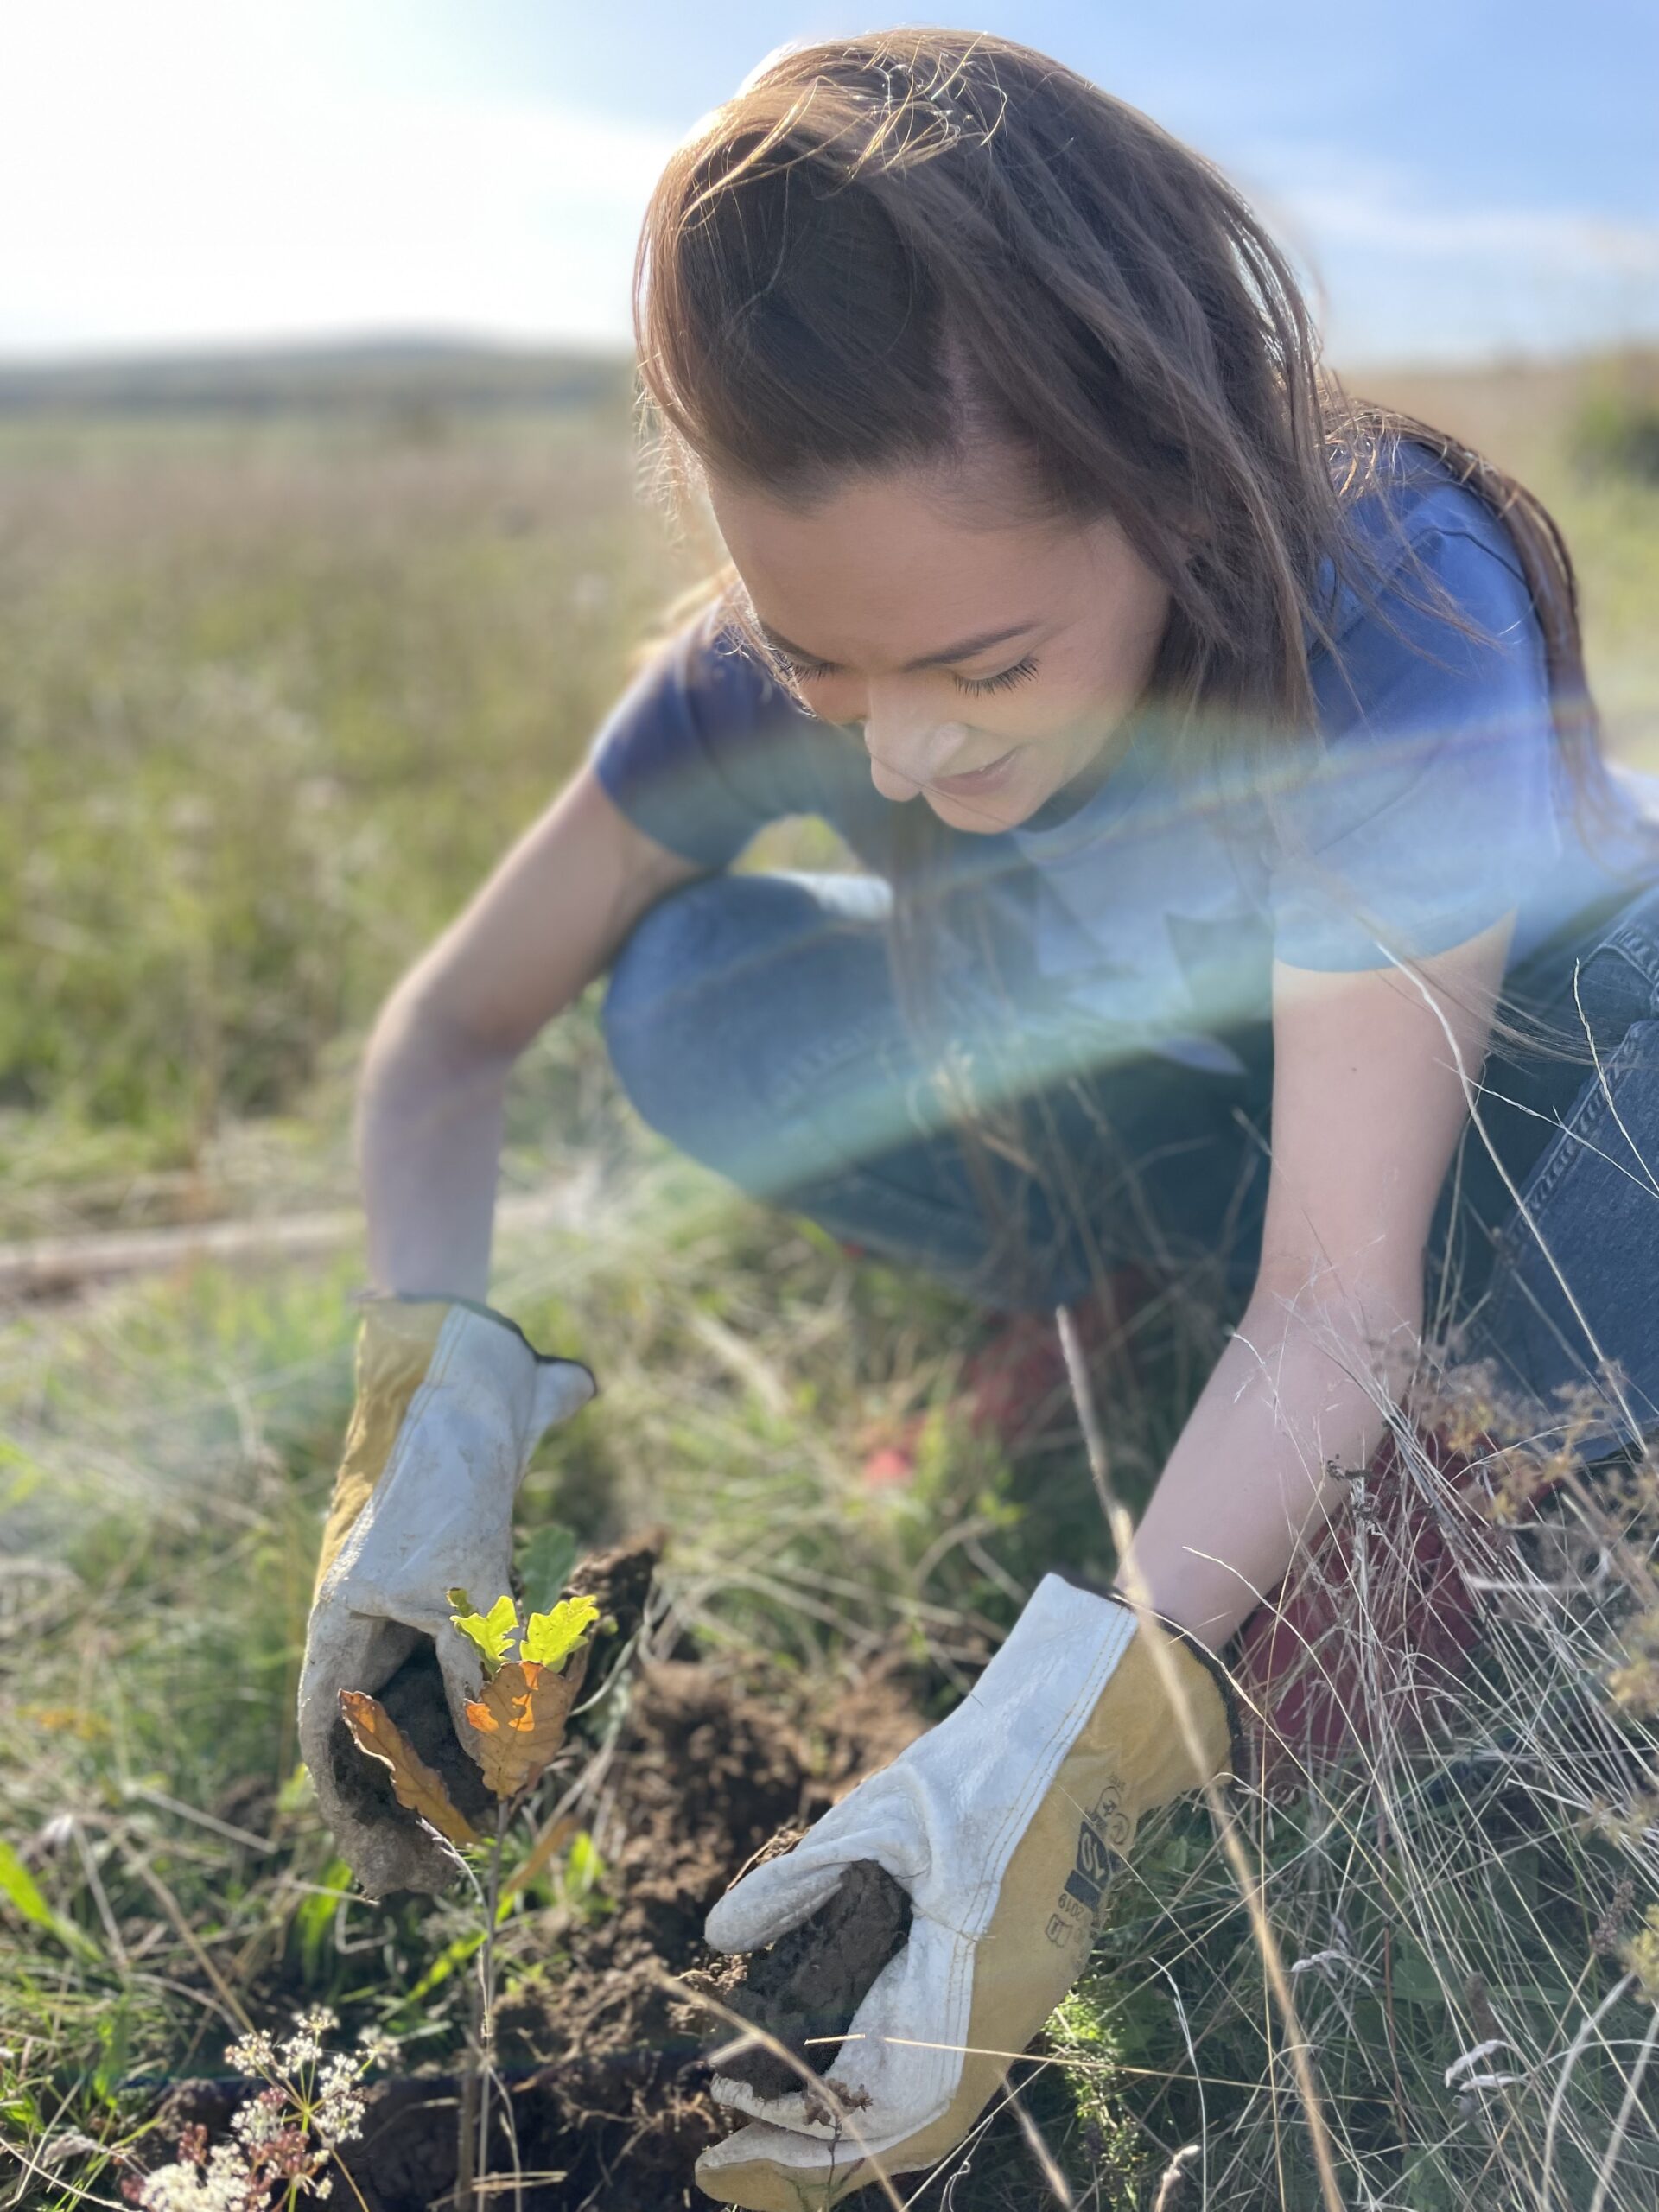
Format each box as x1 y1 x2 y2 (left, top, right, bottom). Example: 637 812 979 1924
603 870 1659 1459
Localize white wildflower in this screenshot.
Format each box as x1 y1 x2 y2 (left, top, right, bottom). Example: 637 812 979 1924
136 2140 257 2211
313 2088 365 2147
133 2163 209 2211
281 2005 340 2071
356 2024 397 2067
225 2029 277 2076
305 2046 365 2147
230 2089 285 2148
204 2141 257 2211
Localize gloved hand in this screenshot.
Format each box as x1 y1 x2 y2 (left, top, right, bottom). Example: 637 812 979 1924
296 1296 594 1899
694 1574 1235 2210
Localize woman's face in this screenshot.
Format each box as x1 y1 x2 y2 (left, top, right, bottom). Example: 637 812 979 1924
707 458 1173 834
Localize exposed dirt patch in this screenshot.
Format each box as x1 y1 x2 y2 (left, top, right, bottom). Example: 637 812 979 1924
149 1580 1071 2209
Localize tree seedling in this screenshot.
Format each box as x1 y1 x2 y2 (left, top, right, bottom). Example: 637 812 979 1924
337 1584 602 2202
337 1589 601 1835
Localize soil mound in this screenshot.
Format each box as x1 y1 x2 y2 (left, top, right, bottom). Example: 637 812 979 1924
153 1599 1093 2210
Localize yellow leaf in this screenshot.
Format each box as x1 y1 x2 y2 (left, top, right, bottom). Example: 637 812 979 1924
522 1593 599 1669
463 1657 584 1799
337 1689 484 1848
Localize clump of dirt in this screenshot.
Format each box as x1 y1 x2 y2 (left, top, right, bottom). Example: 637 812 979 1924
322 1531 664 1853
692 1855 912 2101
324 1639 498 1832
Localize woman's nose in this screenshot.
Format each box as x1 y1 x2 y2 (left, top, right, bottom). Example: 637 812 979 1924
862 702 969 803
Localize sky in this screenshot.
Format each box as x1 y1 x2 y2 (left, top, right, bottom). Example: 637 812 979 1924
6 0 1656 368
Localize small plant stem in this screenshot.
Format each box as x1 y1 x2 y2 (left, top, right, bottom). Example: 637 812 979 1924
455 2057 478 2212
474 1799 509 2201
1055 1305 1349 2212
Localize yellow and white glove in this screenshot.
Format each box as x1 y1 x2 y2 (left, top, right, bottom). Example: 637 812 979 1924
695 1574 1234 2210
296 1297 594 1898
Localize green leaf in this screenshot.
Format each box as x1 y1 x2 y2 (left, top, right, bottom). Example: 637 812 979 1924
389 1891 515 2018
1389 1938 1448 2006
518 1523 579 1617
522 1594 600 1671
0 1838 100 1967
93 1998 133 2105
0 1838 57 1931
296 1859 353 1983
448 1592 520 1675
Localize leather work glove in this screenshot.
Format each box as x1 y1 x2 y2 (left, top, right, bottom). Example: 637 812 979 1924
296 1296 595 1899
694 1574 1236 2210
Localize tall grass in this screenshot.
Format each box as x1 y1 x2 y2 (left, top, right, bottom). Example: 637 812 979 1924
0 407 696 1226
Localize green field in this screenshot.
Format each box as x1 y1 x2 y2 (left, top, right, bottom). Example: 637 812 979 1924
5 354 1659 2210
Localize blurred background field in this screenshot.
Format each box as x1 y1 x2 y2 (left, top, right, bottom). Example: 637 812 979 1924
4 342 1658 1242
6 342 1659 2210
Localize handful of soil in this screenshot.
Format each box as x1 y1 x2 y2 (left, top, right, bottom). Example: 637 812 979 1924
695 1854 912 2102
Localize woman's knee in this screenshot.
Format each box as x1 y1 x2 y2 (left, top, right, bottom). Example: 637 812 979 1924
601 871 887 1160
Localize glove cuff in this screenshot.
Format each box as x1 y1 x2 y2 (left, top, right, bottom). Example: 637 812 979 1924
988 1574 1236 1787
313 1296 594 1598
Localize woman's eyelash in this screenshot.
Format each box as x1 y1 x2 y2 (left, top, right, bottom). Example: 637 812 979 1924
954 655 1040 696
774 654 836 686
775 652 1041 696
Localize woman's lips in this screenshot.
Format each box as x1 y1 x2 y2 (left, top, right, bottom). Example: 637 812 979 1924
929 748 1018 798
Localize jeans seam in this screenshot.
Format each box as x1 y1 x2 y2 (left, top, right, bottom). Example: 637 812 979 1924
1586 884 1659 1006
1489 1020 1651 1269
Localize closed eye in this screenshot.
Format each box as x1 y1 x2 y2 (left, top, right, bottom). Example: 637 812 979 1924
954 655 1040 696
772 652 836 688
773 652 1042 697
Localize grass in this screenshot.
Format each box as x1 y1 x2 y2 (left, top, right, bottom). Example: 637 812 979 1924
4 359 1659 2208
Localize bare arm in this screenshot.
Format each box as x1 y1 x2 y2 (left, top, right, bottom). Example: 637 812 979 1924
356 765 702 1300
1118 914 1514 1648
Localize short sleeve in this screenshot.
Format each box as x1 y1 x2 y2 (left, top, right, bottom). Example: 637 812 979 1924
1268 495 1565 971
589 599 835 869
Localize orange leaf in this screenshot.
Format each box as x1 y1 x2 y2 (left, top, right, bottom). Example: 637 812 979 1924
337 1689 484 1848
463 1657 583 1799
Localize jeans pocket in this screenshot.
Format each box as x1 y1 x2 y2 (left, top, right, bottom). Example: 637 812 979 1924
1573 880 1659 1044
1467 1014 1659 1452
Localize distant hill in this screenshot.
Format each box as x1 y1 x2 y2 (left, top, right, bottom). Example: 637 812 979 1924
0 339 636 418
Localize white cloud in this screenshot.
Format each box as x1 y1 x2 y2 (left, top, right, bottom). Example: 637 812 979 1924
1 3 677 355
1234 142 1659 359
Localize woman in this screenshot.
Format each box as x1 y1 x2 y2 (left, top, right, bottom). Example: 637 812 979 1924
298 32 1659 2205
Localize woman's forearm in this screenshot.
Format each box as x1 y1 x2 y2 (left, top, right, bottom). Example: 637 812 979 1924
1116 1279 1423 1649
348 776 702 1306
355 987 518 1303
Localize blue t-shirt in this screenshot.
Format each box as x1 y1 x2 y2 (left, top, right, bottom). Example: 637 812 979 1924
591 442 1659 1060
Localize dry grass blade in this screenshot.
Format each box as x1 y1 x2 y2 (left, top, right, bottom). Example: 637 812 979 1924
1055 1302 1350 2212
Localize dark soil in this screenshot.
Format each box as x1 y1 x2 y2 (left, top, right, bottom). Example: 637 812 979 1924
691 1857 912 2101
150 1562 1085 2209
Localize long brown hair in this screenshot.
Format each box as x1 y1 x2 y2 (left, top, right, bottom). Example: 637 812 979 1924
637 29 1610 761
628 28 1632 1290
